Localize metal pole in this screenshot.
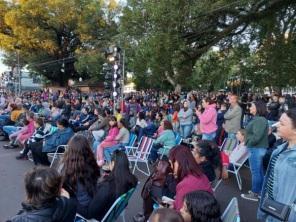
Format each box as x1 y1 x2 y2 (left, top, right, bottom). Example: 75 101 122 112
17 50 21 96
121 49 125 101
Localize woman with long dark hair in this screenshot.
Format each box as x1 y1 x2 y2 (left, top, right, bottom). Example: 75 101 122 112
167 145 212 211
86 150 138 220
60 135 100 217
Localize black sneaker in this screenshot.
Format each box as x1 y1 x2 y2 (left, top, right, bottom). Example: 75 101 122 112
16 155 28 160
4 144 18 149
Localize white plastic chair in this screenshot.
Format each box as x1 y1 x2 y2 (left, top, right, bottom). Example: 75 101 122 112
126 136 154 176
221 197 240 222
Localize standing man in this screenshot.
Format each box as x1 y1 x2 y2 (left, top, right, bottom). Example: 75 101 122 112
224 95 242 139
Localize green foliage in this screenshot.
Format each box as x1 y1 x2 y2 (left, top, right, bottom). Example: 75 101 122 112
0 0 117 86
120 0 295 91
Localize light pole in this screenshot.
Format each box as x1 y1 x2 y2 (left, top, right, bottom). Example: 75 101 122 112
17 50 21 96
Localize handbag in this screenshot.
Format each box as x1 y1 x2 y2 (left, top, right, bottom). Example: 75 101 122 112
261 197 295 221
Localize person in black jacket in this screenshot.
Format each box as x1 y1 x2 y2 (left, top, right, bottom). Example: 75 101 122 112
83 150 138 221
6 167 76 222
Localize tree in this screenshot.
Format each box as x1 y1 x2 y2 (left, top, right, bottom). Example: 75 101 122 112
0 0 116 86
120 0 295 91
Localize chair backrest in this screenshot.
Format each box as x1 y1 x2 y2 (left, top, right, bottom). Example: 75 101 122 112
220 138 238 152
110 187 136 220
137 136 154 161
128 133 137 147
175 133 182 145
221 197 240 222
102 187 136 222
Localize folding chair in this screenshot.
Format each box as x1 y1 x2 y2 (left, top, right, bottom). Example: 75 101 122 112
48 145 68 168
221 197 240 222
227 147 249 190
74 188 136 222
219 138 238 152
126 136 154 176
123 133 137 153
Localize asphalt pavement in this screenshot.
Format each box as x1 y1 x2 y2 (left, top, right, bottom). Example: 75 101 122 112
0 140 260 222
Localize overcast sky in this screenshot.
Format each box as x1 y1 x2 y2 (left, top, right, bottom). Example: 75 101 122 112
0 52 8 73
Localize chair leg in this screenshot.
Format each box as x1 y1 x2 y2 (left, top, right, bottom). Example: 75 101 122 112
50 153 57 168
132 161 137 174
234 168 242 190
121 210 126 222
146 162 150 176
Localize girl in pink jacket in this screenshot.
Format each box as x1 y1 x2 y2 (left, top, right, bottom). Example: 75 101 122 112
97 116 119 166
196 98 218 141
16 112 35 146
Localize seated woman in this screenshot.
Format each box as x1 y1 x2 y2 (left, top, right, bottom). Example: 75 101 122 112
167 146 212 211
180 190 221 222
96 116 119 167
7 167 76 222
0 103 24 140
59 135 100 218
191 140 222 183
104 118 130 163
149 120 177 163
84 150 138 221
31 117 74 166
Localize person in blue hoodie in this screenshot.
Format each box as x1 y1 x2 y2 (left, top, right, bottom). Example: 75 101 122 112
31 117 74 166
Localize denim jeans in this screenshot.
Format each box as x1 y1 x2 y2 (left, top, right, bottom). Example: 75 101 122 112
92 141 100 153
104 143 128 162
248 147 267 194
3 125 20 136
180 124 192 139
202 132 216 141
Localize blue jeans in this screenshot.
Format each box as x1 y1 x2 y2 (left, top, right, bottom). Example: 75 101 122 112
92 141 101 153
180 124 192 139
248 147 267 194
202 132 216 141
3 125 20 136
104 143 128 162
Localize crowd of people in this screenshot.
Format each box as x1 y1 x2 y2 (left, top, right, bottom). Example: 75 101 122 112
0 88 295 222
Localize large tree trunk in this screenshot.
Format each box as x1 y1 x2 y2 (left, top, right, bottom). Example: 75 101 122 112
165 71 181 93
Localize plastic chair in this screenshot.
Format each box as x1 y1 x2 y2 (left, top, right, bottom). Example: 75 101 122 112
221 197 240 222
74 187 136 222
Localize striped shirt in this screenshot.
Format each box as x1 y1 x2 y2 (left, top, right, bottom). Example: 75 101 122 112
266 145 287 200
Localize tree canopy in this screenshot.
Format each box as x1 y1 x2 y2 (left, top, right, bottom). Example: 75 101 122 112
120 0 296 91
0 0 295 90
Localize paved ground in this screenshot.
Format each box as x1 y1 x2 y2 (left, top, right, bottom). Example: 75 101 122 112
0 141 260 222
